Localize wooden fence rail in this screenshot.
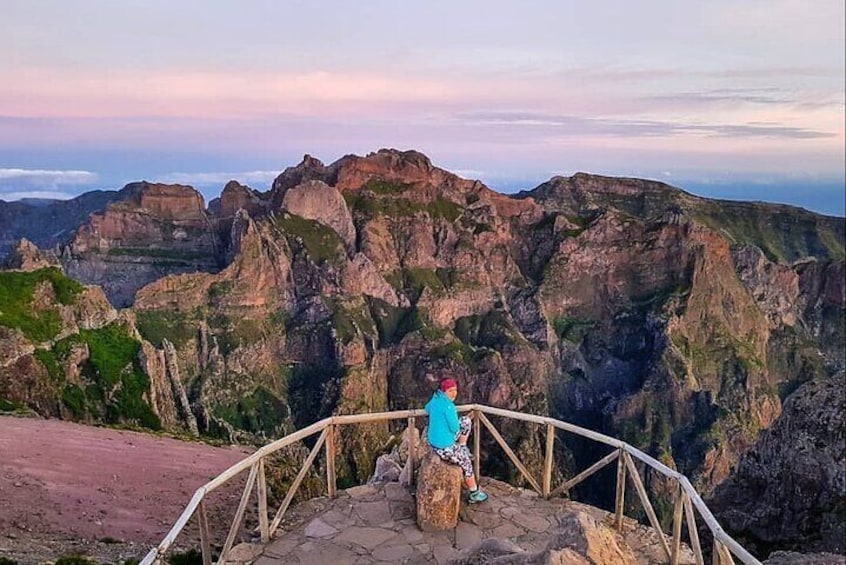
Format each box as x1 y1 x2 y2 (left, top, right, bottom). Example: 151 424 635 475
140 404 760 565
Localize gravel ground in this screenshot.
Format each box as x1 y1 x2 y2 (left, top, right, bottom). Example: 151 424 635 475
0 416 253 564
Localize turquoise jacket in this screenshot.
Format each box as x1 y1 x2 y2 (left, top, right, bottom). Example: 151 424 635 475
425 390 460 449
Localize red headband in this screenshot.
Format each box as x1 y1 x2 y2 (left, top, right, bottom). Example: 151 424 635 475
439 378 458 392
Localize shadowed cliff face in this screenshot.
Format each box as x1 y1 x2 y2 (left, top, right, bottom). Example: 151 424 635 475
1 149 843 552
707 375 846 555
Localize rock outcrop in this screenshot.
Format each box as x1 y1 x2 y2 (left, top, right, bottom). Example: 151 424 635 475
452 512 645 564
708 375 846 555
280 180 357 252
3 238 60 270
0 189 126 262
61 182 223 307
216 180 270 220
416 451 463 531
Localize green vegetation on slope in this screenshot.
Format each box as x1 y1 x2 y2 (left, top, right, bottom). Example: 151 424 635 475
344 190 463 223
208 311 270 354
454 309 525 349
328 298 378 344
286 364 343 431
693 202 845 263
135 309 196 348
213 386 288 438
274 212 345 264
0 267 83 341
363 178 412 194
42 323 161 430
552 316 596 342
367 298 445 345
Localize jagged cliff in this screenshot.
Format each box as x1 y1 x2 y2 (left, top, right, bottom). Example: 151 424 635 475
0 189 127 262
0 149 843 554
708 374 845 555
61 181 224 307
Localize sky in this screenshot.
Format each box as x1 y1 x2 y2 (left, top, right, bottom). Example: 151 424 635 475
1 0 844 215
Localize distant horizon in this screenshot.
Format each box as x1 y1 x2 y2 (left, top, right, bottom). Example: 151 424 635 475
2 2 843 216
1 150 843 217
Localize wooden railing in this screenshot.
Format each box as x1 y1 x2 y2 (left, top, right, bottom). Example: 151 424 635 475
140 405 761 565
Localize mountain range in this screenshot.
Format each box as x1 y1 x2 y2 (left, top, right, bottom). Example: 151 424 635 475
0 148 843 557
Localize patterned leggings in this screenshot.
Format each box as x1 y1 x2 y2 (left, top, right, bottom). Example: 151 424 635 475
432 416 474 478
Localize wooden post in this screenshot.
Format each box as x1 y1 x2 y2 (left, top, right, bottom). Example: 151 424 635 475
671 481 685 565
614 447 627 530
197 500 212 565
543 423 554 498
220 462 259 562
683 493 704 565
407 416 416 485
623 452 671 560
257 458 269 543
325 424 337 499
473 410 481 480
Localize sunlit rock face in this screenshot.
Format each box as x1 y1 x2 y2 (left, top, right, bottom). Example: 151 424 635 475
1 149 843 554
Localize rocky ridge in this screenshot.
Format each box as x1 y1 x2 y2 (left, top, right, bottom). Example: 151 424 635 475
0 188 127 262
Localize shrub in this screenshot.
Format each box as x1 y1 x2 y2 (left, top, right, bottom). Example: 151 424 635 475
61 384 87 418
83 324 141 386
0 398 25 412
34 348 61 381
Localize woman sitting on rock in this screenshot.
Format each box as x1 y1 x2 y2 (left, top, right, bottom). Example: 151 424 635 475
424 378 488 503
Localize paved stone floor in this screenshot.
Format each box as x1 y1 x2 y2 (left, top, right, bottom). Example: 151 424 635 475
225 478 686 564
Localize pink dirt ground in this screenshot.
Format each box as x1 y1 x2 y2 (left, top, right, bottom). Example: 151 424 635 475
0 416 252 557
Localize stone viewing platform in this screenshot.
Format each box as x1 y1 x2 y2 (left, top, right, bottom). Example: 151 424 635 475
141 406 760 565
224 478 694 564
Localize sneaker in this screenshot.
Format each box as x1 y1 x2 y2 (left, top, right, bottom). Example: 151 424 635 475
468 489 488 504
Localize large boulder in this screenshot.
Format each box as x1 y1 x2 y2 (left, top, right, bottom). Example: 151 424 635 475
280 180 357 252
416 450 462 531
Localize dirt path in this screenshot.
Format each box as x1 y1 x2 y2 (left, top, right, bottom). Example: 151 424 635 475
0 416 253 563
